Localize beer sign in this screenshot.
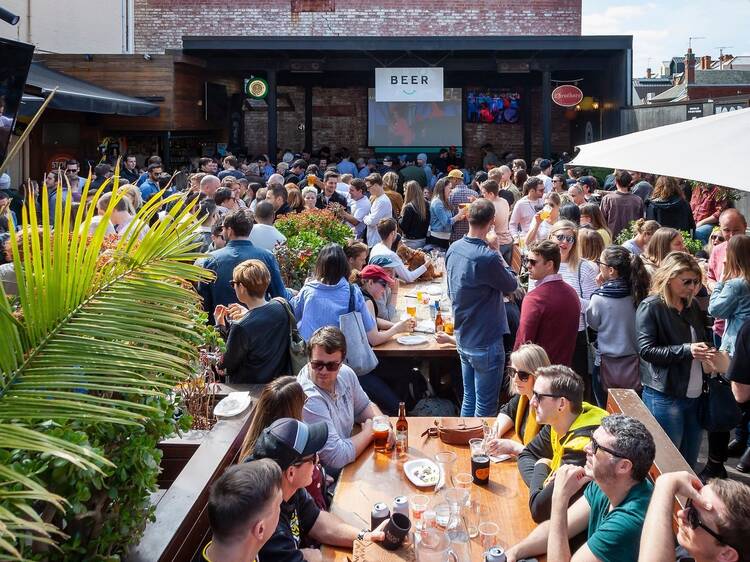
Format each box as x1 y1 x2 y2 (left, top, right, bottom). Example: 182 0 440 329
375 67 444 102
552 85 584 107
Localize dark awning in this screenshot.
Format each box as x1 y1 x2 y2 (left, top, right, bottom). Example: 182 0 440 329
25 62 159 117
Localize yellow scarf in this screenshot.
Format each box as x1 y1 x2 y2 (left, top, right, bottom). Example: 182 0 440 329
514 395 541 445
545 402 608 484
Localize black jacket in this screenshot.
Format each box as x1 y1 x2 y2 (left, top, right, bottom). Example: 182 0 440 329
645 196 696 232
315 190 347 210
398 203 430 240
636 295 711 397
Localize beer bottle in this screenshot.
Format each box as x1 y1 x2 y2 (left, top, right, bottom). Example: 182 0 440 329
434 303 444 332
396 402 408 454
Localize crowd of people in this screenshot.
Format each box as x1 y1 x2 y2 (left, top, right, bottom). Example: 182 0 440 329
3 145 750 562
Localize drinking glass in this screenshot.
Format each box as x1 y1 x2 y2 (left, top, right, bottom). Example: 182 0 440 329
434 451 457 493
406 295 418 319
469 438 486 457
479 521 500 551
410 494 430 530
434 502 451 528
467 503 491 538
453 472 472 506
372 416 391 453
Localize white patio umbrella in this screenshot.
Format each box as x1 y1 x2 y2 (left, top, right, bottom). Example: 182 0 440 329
569 107 750 191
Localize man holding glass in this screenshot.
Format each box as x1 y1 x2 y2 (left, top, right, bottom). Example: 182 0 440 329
298 326 387 471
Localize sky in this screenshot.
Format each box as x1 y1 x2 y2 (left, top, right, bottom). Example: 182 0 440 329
582 0 750 77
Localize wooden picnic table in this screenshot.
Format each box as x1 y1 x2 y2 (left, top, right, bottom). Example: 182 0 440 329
373 280 457 358
322 417 540 561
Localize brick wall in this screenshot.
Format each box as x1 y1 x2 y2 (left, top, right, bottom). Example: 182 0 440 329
245 86 571 166
134 0 581 53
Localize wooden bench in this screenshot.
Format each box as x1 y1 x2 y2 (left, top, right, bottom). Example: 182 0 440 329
127 383 263 562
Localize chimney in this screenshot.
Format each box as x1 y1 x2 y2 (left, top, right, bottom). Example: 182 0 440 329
685 48 696 84
646 67 652 78
700 55 712 70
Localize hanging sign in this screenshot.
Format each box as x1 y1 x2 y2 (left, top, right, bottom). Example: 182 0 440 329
244 78 268 99
375 68 444 102
552 85 584 107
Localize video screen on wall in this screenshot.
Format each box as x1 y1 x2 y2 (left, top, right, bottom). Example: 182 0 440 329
368 88 462 147
466 89 521 124
0 38 34 164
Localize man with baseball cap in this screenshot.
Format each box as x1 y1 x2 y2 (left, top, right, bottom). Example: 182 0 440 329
537 158 553 193
447 168 479 243
250 418 384 561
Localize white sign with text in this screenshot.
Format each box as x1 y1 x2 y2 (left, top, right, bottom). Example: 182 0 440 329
375 67 444 102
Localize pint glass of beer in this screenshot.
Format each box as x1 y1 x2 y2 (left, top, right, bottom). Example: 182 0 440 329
307 174 317 186
373 415 391 453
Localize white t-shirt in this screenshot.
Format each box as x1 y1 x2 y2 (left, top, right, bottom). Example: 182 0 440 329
248 223 287 252
349 196 371 238
370 243 426 283
362 193 392 247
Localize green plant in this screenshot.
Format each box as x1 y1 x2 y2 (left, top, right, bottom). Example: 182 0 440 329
616 220 702 255
0 172 213 560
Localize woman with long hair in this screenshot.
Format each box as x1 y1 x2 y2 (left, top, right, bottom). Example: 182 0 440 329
486 344 551 456
238 377 329 509
587 245 651 406
579 203 612 246
578 227 606 262
398 180 430 249
428 177 465 250
344 240 368 272
381 171 403 217
636 251 713 468
622 218 660 256
642 227 686 276
645 176 695 232
286 186 305 213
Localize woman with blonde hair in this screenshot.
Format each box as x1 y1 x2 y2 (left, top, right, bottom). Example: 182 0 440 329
645 176 695 232
398 180 430 249
120 184 143 212
301 185 318 211
578 227 606 262
238 376 329 509
636 251 713 468
579 203 612 245
642 227 686 276
381 171 403 217
622 218 660 256
487 344 551 456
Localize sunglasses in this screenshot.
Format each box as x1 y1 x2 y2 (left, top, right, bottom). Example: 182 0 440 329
532 390 562 402
590 436 626 458
293 451 319 467
711 235 725 242
310 360 342 372
526 257 539 266
507 367 532 382
554 233 576 244
681 278 700 287
685 499 739 553
375 279 388 288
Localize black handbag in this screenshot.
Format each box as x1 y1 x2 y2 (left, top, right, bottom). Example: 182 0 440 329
697 374 743 432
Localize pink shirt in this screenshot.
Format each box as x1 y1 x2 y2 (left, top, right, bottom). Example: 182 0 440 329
492 197 513 245
709 241 727 335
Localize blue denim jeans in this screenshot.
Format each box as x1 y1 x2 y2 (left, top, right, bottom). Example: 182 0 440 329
642 386 703 468
695 223 715 246
458 340 504 417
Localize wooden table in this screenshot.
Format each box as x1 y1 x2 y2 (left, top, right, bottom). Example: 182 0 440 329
373 280 457 358
322 417 539 561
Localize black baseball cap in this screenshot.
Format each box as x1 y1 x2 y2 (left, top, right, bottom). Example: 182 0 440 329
248 418 328 470
383 155 393 163
578 176 598 190
539 158 552 169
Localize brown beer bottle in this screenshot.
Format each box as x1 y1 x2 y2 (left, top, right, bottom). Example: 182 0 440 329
396 402 408 453
434 303 444 333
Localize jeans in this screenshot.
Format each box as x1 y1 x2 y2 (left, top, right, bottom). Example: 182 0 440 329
695 223 715 245
642 386 703 468
458 340 504 417
591 364 608 408
499 243 513 266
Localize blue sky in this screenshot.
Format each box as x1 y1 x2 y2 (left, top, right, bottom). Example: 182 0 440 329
582 1 750 77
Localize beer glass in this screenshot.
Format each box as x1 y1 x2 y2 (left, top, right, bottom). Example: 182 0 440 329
372 415 391 453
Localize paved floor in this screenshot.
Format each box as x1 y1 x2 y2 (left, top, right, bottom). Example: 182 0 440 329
697 433 750 484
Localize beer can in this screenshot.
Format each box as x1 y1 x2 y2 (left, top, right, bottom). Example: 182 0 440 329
393 495 409 517
485 546 506 562
371 502 390 530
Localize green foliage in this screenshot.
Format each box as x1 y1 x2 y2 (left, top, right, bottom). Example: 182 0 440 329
273 209 352 289
616 220 702 255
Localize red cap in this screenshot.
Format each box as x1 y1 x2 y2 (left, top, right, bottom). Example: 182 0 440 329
360 264 394 285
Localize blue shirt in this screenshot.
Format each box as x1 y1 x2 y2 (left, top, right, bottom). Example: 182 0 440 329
291 277 375 341
357 167 371 179
336 160 358 177
708 278 750 355
135 172 149 187
198 240 287 319
139 178 160 202
446 236 517 348
429 198 454 235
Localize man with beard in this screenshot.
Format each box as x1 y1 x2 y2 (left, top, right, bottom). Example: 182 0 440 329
506 415 655 562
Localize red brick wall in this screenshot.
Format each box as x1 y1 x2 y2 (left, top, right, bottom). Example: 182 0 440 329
688 86 750 99
134 0 581 53
244 86 571 166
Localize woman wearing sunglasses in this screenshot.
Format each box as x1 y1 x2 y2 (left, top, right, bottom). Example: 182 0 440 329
636 252 714 468
487 344 550 457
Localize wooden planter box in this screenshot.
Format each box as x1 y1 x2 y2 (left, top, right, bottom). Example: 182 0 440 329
127 384 263 562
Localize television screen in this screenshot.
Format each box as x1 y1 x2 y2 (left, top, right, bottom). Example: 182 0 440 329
368 88 462 147
0 38 34 164
466 89 521 124
204 82 228 124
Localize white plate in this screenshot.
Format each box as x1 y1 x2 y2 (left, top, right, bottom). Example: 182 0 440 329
404 458 440 488
213 391 251 418
427 284 442 296
397 335 429 345
490 454 512 463
414 321 435 334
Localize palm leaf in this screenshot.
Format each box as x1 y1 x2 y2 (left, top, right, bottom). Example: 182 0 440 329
0 170 214 559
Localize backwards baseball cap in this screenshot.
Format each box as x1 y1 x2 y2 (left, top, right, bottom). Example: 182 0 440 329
382 155 393 163
369 254 397 268
360 264 394 285
417 153 428 162
249 418 328 470
578 176 598 190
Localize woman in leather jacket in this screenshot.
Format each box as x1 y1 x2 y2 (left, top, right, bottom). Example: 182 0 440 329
636 251 714 467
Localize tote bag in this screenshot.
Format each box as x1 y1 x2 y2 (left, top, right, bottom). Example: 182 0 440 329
273 297 308 376
339 284 379 376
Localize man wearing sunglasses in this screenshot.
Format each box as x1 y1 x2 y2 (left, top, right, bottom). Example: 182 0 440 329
517 365 608 523
507 415 655 562
250 418 385 562
639 470 750 562
298 327 388 471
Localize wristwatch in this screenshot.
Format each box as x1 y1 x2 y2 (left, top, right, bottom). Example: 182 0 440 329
356 528 369 541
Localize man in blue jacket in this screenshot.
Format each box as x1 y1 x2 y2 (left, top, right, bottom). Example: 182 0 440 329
198 209 287 322
446 198 518 417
